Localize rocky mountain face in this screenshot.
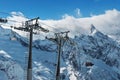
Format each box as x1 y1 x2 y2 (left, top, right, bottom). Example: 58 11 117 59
62 25 120 80
0 25 120 80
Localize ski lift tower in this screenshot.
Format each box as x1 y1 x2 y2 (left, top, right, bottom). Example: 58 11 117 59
14 17 49 80
25 17 49 80
46 31 70 80
26 17 39 80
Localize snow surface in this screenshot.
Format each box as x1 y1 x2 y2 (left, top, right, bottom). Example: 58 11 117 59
0 70 8 80
0 26 57 80
1 25 120 80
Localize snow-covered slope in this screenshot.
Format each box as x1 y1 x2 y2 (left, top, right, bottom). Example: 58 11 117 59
0 26 57 80
1 25 120 80
62 25 120 80
0 50 24 80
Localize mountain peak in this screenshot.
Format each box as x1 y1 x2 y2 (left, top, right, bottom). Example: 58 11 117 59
90 24 96 34
89 24 107 39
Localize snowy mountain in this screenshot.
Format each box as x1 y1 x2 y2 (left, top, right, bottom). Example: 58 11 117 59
62 25 120 80
1 25 120 80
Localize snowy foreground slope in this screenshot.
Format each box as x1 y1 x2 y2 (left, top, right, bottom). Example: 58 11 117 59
1 25 120 80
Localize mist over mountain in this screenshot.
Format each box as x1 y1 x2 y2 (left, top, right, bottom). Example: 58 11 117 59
2 9 120 40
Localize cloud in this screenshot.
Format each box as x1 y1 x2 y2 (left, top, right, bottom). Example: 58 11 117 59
11 12 24 17
4 11 28 28
39 9 120 39
75 8 82 17
2 9 120 40
90 9 120 34
90 12 97 17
